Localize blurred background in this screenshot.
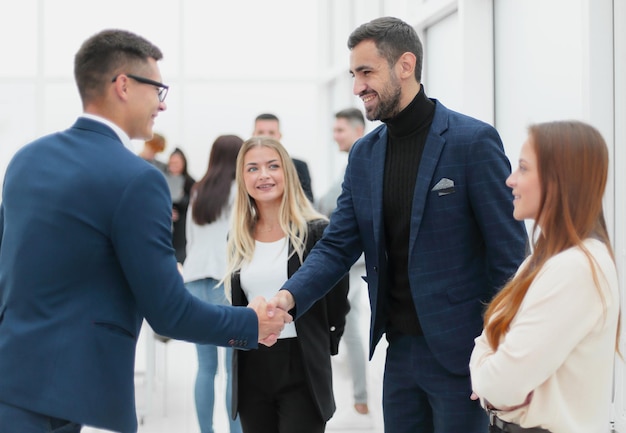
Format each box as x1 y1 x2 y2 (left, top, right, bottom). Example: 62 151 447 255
1 0 625 431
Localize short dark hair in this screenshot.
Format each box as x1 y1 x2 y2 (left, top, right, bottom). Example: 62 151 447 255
255 113 280 123
335 108 365 129
348 16 423 82
74 29 163 104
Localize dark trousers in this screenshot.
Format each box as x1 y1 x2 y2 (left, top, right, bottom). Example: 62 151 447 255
383 333 488 433
0 401 81 433
237 338 325 433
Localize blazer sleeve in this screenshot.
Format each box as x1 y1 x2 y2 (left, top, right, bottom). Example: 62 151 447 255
465 123 529 293
306 219 350 355
325 274 349 355
112 167 258 348
0 203 4 248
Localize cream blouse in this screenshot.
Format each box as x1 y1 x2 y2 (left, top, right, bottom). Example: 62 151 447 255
470 238 619 433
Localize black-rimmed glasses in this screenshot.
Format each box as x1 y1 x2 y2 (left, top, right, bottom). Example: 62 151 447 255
112 74 169 102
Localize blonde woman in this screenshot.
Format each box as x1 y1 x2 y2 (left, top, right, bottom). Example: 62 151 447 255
470 121 620 433
225 136 350 433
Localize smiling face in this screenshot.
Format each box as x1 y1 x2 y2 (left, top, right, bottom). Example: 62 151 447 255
126 58 167 140
350 40 403 122
507 137 542 221
242 145 285 206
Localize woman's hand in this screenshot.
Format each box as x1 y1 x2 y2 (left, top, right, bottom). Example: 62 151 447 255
470 391 533 411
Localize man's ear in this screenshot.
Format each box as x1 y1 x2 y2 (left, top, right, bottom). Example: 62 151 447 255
396 52 417 80
112 74 130 101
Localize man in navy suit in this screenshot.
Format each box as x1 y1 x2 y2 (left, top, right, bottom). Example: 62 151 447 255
0 29 289 433
271 17 528 433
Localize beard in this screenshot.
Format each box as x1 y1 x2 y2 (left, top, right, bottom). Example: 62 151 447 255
365 72 402 122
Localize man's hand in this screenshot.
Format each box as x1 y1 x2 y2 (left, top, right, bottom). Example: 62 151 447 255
247 296 292 347
267 289 295 312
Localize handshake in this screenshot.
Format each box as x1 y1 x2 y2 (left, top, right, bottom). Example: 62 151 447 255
247 290 296 347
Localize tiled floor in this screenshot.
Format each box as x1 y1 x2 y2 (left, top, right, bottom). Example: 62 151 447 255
84 289 386 433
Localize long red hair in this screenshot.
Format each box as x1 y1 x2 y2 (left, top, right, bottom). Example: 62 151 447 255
484 121 619 352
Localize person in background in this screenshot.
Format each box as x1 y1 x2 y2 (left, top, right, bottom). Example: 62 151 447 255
252 113 315 203
270 16 528 433
0 28 289 433
166 147 195 263
317 107 370 416
140 131 167 173
183 135 244 433
224 136 350 433
470 120 620 433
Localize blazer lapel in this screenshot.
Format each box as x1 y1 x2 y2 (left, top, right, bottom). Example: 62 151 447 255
408 101 448 256
287 241 298 278
286 221 314 278
371 129 387 250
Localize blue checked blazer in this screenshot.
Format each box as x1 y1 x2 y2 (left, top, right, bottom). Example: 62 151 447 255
282 100 528 375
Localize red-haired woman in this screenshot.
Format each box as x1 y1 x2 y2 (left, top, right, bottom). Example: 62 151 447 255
470 121 620 433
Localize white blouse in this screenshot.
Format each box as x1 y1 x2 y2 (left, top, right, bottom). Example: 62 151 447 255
240 238 297 339
183 185 235 283
470 238 619 433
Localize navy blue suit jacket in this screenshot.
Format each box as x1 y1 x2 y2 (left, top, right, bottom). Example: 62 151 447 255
282 100 528 376
0 118 258 432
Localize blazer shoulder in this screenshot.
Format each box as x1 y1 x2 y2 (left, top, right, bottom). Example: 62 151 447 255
429 99 502 150
350 123 387 157
361 123 386 143
432 99 496 131
306 219 329 244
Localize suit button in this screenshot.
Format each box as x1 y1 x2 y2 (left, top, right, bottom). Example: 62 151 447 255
330 326 336 331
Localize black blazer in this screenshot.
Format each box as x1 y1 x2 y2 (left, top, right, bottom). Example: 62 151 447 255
293 158 314 203
171 173 195 263
230 219 350 421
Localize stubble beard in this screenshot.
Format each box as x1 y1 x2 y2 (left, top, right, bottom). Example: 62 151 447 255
366 75 402 122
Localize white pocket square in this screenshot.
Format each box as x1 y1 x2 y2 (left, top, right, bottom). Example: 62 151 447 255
431 178 455 196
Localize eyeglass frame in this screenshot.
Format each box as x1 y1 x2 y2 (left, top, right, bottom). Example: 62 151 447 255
111 73 169 102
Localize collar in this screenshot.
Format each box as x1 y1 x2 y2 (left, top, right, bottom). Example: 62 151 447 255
385 84 435 138
80 113 135 153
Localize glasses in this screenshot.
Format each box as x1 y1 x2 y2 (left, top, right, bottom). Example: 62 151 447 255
112 73 169 102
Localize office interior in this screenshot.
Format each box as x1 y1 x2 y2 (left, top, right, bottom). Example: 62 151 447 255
0 0 624 431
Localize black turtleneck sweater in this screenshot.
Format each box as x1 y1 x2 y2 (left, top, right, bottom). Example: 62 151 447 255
383 85 435 336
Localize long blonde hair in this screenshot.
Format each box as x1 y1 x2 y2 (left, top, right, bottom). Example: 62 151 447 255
223 136 326 294
484 121 620 352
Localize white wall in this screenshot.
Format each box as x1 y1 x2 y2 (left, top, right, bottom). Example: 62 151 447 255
0 0 334 197
1 0 625 429
614 1 626 429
